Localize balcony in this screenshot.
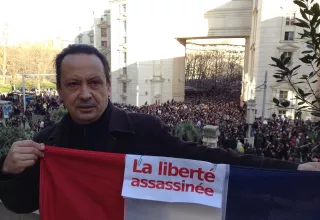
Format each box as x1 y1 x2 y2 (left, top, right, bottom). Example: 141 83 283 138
119 12 127 19
117 13 127 21
98 19 110 28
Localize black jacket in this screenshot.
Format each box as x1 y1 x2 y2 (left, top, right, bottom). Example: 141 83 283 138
0 102 298 213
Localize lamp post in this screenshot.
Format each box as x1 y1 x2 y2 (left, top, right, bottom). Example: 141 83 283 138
246 99 256 146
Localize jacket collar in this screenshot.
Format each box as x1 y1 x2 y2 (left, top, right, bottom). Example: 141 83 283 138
108 102 135 134
47 101 135 144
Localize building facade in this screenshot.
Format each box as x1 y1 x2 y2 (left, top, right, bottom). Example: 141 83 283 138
93 10 111 66
74 30 94 46
74 10 111 65
108 0 319 119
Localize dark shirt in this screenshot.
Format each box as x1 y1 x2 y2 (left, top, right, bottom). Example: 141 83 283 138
67 103 112 151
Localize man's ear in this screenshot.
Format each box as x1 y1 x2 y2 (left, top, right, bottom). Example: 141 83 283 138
107 81 111 94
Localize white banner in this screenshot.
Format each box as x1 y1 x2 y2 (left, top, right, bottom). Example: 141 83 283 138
122 155 229 208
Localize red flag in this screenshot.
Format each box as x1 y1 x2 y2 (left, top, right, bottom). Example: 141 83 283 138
40 146 125 220
40 146 225 220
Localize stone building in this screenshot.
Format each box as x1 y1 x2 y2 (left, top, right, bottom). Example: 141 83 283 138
93 10 111 66
108 0 319 119
74 10 111 66
74 30 94 46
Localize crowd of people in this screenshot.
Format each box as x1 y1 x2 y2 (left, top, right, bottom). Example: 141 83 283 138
1 85 319 163
0 89 60 134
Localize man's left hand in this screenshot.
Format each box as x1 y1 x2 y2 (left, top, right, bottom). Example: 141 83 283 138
298 162 320 171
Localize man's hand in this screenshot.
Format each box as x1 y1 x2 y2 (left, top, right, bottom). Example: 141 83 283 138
2 140 45 174
298 162 320 171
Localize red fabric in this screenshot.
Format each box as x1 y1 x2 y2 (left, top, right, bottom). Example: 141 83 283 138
40 146 125 220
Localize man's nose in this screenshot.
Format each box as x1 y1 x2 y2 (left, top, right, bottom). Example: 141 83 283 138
79 85 92 100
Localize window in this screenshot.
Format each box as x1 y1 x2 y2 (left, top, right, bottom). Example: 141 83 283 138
123 67 127 75
78 35 82 44
120 4 127 13
122 36 127 44
122 20 127 33
254 0 258 9
286 13 295 25
279 90 288 100
282 52 292 59
90 35 94 44
102 14 108 21
279 110 287 116
122 82 127 93
123 51 127 64
284 31 294 41
282 52 293 63
101 28 107 37
101 41 107 47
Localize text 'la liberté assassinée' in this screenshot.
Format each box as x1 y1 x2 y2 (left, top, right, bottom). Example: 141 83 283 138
130 159 216 196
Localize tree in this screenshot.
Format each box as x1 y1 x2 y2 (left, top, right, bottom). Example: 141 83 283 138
174 122 202 143
0 23 8 84
185 44 244 90
50 108 68 123
0 125 33 157
0 42 59 89
271 0 320 118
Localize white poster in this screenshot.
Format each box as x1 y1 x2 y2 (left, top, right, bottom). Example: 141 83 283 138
122 155 229 208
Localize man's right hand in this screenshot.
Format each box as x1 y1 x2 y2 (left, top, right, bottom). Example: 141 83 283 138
2 140 45 174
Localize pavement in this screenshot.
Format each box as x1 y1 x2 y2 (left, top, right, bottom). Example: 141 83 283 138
0 201 39 220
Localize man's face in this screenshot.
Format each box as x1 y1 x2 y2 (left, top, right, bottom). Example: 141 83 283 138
58 54 110 125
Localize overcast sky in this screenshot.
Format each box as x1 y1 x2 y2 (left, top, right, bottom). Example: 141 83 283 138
0 0 108 44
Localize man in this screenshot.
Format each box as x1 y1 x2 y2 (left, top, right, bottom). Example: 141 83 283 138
0 44 319 214
39 120 44 131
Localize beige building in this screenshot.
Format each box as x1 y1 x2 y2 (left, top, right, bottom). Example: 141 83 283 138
109 0 319 119
94 10 111 65
74 10 111 64
74 30 94 46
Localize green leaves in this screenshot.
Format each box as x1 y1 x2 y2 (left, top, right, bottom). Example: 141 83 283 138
298 88 305 96
283 57 291 66
174 122 202 143
311 3 320 16
302 50 313 54
294 0 307 9
0 126 33 157
299 75 308 79
311 111 320 117
273 98 290 108
273 98 280 105
271 57 286 70
300 8 309 20
294 20 309 28
271 0 320 116
290 65 301 73
298 106 309 110
50 108 68 123
297 87 312 98
300 55 313 64
273 75 283 79
281 100 291 107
